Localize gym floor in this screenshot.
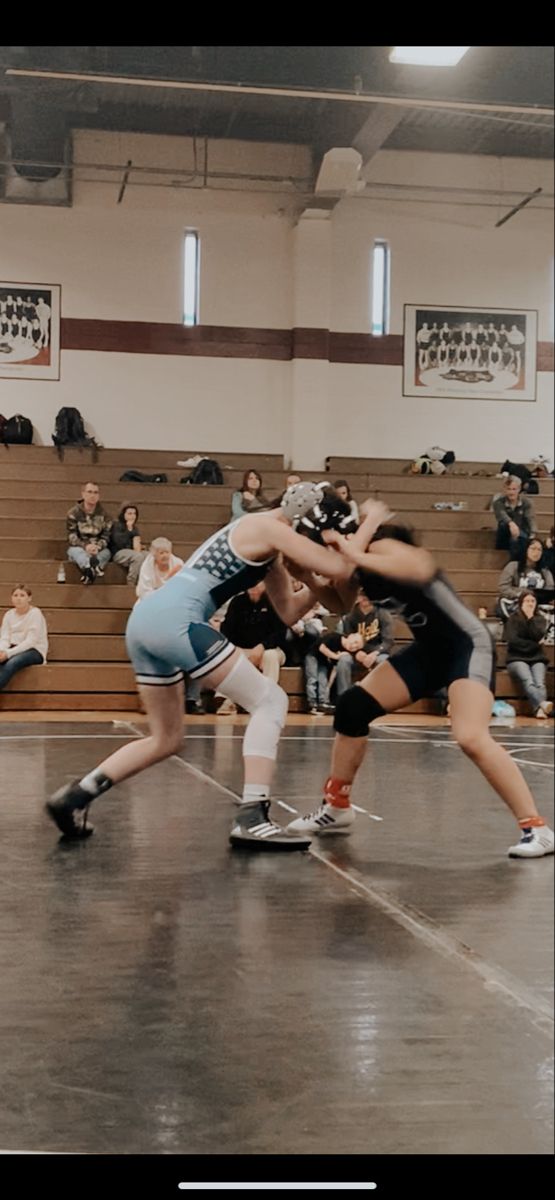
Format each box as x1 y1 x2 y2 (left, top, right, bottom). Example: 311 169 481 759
0 718 552 1164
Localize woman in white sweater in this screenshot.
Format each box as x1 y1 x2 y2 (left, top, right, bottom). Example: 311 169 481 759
0 584 48 690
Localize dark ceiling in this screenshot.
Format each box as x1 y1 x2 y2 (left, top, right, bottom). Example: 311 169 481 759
0 46 552 198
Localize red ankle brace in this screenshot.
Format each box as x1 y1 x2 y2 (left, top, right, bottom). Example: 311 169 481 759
324 777 352 808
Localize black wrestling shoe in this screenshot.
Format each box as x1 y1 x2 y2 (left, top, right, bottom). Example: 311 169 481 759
229 800 311 851
45 781 95 840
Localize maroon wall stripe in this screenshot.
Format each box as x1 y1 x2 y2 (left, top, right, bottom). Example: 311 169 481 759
61 319 553 371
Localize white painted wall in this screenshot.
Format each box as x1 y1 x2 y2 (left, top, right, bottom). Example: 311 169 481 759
0 132 552 465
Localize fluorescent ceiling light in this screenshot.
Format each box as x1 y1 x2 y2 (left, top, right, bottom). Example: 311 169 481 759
389 47 470 66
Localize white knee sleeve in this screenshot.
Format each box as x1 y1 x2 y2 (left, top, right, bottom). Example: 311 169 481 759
220 653 288 761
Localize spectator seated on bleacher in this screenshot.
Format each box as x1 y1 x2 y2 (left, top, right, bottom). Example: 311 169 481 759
504 592 553 719
313 631 366 708
230 469 269 519
66 481 113 586
109 504 148 588
136 538 184 600
302 620 336 715
333 479 359 523
541 526 555 577
0 584 48 692
285 473 302 488
218 581 287 714
496 537 554 622
134 539 204 713
492 476 537 561
284 576 329 667
333 590 394 695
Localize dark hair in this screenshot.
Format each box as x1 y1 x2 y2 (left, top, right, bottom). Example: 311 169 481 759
517 590 538 615
370 522 419 546
12 583 32 596
82 481 99 490
117 504 139 523
241 469 263 493
334 479 352 501
518 536 544 572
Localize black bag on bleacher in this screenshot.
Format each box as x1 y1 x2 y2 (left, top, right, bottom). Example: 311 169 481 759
2 413 33 444
52 407 99 460
181 458 223 485
53 406 87 446
119 470 168 484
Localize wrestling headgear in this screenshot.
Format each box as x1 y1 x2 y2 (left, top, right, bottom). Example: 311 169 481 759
280 481 328 522
281 482 358 542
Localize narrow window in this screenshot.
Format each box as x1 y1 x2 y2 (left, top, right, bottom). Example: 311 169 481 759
183 230 200 326
371 239 390 336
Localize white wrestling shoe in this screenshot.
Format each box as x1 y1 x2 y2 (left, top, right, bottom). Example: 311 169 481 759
287 802 355 836
508 824 554 858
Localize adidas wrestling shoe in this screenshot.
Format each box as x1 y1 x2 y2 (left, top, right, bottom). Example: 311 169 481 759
508 824 554 859
287 801 355 836
229 800 311 851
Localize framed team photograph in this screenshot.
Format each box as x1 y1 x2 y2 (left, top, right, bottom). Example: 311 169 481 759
0 282 61 380
403 304 537 401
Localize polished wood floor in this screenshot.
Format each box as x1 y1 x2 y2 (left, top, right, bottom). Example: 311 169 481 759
0 718 552 1174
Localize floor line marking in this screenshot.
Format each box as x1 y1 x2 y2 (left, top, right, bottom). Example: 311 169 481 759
123 721 554 1035
507 758 554 772
120 721 246 805
307 847 554 1033
0 734 139 741
0 730 552 752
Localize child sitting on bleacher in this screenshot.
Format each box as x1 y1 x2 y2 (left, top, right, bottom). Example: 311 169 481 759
0 584 48 691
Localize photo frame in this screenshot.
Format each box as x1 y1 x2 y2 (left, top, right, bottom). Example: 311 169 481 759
403 304 537 401
0 282 61 380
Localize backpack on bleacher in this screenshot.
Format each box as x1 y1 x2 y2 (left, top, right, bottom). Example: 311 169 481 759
119 469 168 484
181 457 223 485
1 413 33 444
52 406 87 446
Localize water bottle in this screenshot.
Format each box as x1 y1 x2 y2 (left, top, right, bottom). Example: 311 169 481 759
57 563 66 583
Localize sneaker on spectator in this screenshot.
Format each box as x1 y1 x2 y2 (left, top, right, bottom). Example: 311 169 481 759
80 568 95 585
217 698 237 715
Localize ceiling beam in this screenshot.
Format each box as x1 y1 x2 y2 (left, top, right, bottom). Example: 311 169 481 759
5 68 554 118
352 103 407 165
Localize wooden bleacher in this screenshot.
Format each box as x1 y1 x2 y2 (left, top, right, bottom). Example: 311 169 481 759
0 446 553 715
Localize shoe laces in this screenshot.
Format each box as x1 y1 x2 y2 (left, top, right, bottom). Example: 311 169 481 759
304 801 329 820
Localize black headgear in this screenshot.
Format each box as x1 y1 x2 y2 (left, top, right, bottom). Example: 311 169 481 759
297 491 358 543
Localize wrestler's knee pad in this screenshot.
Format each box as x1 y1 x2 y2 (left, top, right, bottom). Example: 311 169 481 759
243 676 288 760
334 686 385 738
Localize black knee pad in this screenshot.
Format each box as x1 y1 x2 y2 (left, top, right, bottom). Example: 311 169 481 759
334 686 385 737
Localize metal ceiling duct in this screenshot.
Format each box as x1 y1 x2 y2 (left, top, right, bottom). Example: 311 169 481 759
2 93 72 205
